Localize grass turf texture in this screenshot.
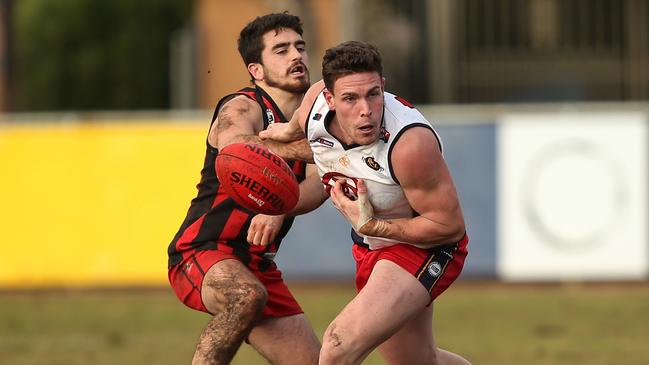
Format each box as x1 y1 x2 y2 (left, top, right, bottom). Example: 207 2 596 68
1 281 648 365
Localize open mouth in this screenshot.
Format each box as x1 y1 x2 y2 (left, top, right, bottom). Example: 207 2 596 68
289 64 306 76
359 124 374 132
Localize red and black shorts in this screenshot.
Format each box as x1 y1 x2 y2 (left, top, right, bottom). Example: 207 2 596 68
168 245 303 318
353 234 469 301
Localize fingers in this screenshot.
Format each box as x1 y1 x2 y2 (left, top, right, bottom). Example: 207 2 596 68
357 179 368 195
247 215 283 246
248 227 276 246
330 178 374 231
252 229 272 247
258 125 274 140
249 226 275 246
258 123 302 142
247 219 263 246
331 178 359 204
355 179 374 230
330 179 347 210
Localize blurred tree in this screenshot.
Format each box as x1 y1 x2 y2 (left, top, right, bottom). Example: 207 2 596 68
13 0 191 111
355 0 429 103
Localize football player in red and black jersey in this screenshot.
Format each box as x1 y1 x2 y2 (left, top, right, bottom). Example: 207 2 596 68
167 12 326 365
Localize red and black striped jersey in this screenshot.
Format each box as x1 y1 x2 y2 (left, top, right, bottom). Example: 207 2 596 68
167 86 307 271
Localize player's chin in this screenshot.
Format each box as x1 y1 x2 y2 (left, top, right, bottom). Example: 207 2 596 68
354 130 379 145
285 79 310 94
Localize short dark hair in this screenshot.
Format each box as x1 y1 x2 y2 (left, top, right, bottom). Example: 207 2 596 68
322 41 383 93
237 12 303 65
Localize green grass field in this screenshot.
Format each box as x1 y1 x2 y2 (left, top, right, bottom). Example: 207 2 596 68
1 281 648 365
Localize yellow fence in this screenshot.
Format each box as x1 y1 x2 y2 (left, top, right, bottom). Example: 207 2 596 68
0 119 207 287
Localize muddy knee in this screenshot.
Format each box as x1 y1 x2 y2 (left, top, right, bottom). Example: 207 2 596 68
227 282 268 319
203 277 268 320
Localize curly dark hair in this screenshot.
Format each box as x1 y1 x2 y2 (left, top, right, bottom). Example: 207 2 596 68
322 41 383 93
237 12 303 65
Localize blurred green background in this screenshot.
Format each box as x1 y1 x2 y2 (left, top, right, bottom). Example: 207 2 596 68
10 0 191 110
2 282 649 365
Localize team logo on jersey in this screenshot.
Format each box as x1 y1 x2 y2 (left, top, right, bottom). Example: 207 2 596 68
310 137 334 148
363 156 383 171
427 262 442 277
313 113 322 121
266 109 275 124
338 155 350 168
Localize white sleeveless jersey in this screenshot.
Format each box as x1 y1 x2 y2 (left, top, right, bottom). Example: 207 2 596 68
305 91 443 249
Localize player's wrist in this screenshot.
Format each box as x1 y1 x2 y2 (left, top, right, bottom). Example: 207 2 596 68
358 218 390 237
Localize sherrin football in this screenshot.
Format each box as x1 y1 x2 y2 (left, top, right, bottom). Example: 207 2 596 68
215 143 299 215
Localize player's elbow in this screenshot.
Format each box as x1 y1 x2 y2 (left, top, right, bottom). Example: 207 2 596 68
434 208 466 244
413 216 465 247
447 220 466 243
447 207 466 243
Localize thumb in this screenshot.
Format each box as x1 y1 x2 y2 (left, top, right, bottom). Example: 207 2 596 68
357 179 368 197
356 179 373 231
258 130 267 139
258 127 272 140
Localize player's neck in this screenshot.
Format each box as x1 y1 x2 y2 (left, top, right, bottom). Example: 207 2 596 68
256 83 304 120
329 116 353 145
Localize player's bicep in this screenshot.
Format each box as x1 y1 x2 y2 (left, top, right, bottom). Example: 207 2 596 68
209 96 263 149
392 128 461 222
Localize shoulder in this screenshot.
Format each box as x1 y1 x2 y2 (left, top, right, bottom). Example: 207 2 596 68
393 127 440 158
209 93 264 146
383 93 428 124
218 94 261 118
390 126 443 184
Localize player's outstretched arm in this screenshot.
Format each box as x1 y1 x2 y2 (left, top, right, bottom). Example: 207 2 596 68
259 80 326 162
290 164 329 216
358 127 466 247
259 116 306 143
208 95 313 162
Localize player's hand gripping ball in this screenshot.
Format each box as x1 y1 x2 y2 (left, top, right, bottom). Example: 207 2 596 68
216 143 299 215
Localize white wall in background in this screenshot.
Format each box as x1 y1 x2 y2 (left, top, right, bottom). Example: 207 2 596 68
498 113 648 280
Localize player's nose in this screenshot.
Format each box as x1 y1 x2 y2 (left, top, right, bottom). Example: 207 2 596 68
289 46 303 61
359 99 372 117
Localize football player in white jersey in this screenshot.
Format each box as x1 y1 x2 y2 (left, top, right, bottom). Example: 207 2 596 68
261 41 470 365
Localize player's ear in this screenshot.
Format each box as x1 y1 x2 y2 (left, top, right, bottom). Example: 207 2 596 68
247 63 264 82
381 77 386 91
323 88 335 110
